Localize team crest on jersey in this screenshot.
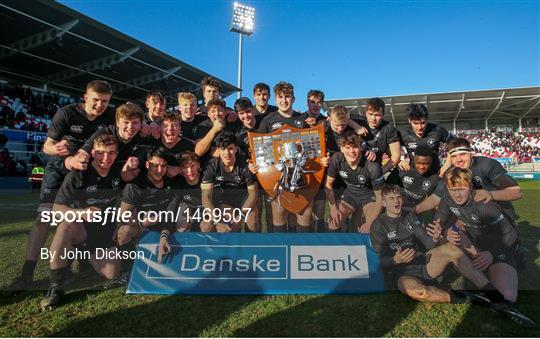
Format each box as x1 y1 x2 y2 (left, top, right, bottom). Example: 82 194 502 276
339 171 348 178
450 207 461 216
216 176 224 181
387 231 397 240
403 176 414 184
374 132 380 141
407 142 417 149
234 175 242 183
183 194 192 201
422 180 431 190
497 253 506 260
294 120 303 127
271 122 283 130
427 138 436 146
111 178 121 190
357 175 366 184
473 176 483 186
405 222 413 233
70 125 84 133
86 185 98 193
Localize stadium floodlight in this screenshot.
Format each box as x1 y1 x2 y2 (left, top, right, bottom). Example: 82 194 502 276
230 2 255 98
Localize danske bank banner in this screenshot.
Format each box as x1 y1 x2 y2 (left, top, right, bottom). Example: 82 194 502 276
127 233 385 295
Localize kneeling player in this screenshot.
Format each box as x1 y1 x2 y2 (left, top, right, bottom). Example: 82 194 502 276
200 132 258 232
325 131 384 232
435 167 535 327
40 134 124 310
114 148 178 262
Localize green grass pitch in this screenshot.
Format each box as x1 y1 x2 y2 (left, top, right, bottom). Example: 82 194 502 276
1 181 539 337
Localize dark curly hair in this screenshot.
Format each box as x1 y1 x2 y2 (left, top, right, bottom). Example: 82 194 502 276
407 103 429 120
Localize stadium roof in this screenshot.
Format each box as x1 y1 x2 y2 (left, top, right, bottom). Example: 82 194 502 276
0 0 239 104
326 86 540 128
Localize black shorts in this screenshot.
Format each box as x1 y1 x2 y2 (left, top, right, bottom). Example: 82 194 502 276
491 241 524 271
217 188 247 208
82 221 116 251
340 188 376 210
40 158 69 204
394 255 438 285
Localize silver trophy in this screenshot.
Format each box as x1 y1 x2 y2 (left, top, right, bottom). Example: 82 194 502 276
274 142 315 195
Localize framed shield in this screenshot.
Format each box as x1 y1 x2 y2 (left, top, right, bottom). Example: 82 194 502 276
248 124 326 213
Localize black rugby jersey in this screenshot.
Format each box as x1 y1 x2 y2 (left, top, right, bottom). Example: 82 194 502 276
181 115 208 140
323 121 355 154
370 212 437 268
235 115 263 158
327 152 385 196
360 119 399 163
433 156 519 220
257 111 309 133
435 190 517 254
202 156 256 191
121 171 178 213
54 162 124 210
254 104 278 116
174 176 203 209
148 137 195 166
47 103 115 156
400 123 452 168
80 125 153 165
387 168 439 209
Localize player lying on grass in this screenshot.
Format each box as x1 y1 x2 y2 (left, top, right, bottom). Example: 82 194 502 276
40 134 128 310
370 184 535 328
200 132 258 232
325 131 384 233
434 167 535 327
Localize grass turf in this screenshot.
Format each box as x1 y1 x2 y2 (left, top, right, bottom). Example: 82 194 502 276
0 181 539 337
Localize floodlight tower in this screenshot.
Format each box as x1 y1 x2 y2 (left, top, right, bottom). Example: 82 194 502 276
230 2 255 98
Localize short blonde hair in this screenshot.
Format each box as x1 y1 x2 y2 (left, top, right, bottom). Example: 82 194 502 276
330 105 349 121
444 167 473 188
178 92 197 105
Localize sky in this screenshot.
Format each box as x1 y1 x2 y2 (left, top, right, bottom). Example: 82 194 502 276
59 0 539 111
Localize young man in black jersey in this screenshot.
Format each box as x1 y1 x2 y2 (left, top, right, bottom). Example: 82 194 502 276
234 97 263 157
194 98 241 162
257 82 310 133
255 82 315 232
65 102 150 175
435 168 535 327
198 77 237 121
178 92 208 141
387 145 439 213
159 151 205 259
325 131 384 233
148 111 196 178
361 98 401 173
304 89 327 126
370 185 524 312
114 148 178 257
40 134 125 309
201 132 258 232
141 91 166 139
234 97 273 232
6 80 115 294
253 82 278 116
416 138 522 223
399 103 453 174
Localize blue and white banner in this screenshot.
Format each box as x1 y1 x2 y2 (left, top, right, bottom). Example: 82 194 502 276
0 128 47 142
127 232 385 295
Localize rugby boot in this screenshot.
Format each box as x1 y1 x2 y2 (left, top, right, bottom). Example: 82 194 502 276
492 301 537 328
40 283 63 310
